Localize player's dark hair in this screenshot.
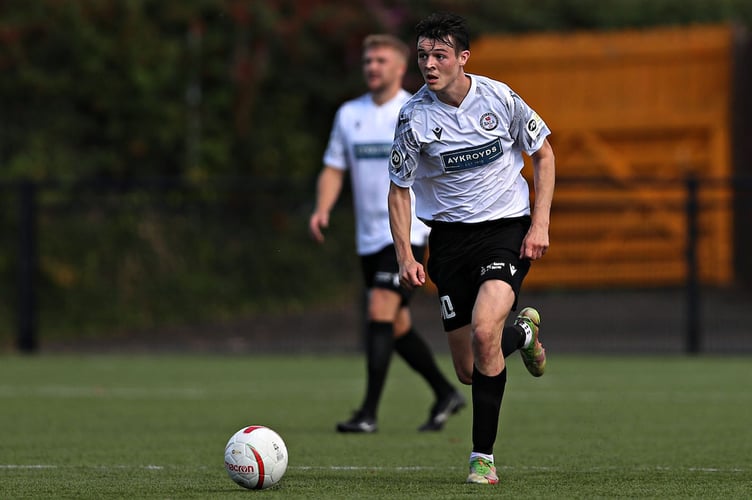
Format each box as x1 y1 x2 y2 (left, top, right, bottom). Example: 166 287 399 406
415 12 470 53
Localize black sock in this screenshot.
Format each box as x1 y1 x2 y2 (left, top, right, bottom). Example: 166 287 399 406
394 328 454 399
360 321 394 418
501 324 526 358
471 365 507 455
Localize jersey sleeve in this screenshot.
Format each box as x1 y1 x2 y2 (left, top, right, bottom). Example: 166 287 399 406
509 92 550 156
322 107 348 171
388 108 420 188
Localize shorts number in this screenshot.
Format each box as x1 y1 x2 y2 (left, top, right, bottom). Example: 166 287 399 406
440 295 456 320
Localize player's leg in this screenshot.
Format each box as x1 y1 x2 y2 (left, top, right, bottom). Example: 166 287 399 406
336 249 400 433
483 216 546 373
445 316 500 486
336 286 400 433
464 279 516 484
393 305 465 431
362 286 403 418
446 324 474 385
427 222 501 481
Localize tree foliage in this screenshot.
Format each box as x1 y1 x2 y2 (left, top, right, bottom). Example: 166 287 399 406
1 0 750 183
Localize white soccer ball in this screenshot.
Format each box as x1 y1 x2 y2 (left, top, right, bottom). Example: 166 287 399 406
224 425 288 490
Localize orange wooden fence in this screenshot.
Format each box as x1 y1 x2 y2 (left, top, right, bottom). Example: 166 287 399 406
467 24 736 288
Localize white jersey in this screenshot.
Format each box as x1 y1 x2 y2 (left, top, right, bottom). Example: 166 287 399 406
324 89 430 255
389 74 551 223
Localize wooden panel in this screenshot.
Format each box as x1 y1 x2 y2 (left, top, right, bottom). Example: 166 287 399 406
466 25 734 288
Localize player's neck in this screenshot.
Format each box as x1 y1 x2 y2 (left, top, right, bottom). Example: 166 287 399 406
371 85 400 106
436 74 471 108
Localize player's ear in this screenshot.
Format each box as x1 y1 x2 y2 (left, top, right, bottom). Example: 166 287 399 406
458 49 470 67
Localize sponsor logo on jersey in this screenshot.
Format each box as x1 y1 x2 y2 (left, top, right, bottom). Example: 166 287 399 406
354 142 392 159
390 148 403 169
480 112 499 131
440 138 503 173
526 112 543 140
432 126 443 139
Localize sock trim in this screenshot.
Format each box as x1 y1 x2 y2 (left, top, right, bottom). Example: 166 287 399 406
469 452 494 463
518 320 533 349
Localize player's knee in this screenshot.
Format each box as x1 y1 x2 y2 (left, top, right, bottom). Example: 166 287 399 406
367 288 400 321
471 323 500 350
471 325 503 367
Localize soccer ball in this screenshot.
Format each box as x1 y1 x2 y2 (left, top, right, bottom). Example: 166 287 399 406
224 425 288 490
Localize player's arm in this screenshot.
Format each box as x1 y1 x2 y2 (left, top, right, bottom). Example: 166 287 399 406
309 166 344 243
388 181 425 288
521 138 555 260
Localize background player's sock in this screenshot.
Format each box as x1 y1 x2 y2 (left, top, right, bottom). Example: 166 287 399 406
395 328 454 398
360 321 394 417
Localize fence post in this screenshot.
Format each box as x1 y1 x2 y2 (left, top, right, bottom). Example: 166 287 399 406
17 180 38 353
685 176 700 354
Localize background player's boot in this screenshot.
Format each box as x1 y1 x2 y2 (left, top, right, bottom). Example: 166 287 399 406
516 307 546 377
466 456 499 484
336 409 377 433
418 390 466 431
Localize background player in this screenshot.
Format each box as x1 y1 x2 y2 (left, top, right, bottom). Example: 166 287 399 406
310 34 464 434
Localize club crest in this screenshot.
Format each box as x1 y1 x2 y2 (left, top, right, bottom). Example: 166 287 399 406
480 112 499 131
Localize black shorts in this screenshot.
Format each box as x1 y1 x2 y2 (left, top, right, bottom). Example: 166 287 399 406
361 244 425 306
426 216 531 331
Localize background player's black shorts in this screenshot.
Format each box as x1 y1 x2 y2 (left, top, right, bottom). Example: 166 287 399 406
426 216 531 331
360 243 425 306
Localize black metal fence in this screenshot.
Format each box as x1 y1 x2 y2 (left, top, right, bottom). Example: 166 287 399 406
1 176 751 355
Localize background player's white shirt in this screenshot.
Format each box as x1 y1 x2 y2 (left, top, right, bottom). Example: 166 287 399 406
389 74 551 223
324 89 430 255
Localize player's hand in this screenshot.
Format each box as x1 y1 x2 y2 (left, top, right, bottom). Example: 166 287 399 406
309 212 329 244
398 260 426 290
520 224 549 260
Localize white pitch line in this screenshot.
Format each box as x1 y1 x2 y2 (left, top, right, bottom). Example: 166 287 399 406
0 464 747 473
0 465 58 469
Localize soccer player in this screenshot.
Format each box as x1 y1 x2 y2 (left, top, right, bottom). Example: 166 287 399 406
310 34 465 434
388 13 554 484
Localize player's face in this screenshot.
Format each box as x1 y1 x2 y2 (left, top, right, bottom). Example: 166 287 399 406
362 46 405 94
417 36 469 95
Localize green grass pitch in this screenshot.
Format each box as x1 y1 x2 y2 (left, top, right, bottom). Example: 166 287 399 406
1 353 750 498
